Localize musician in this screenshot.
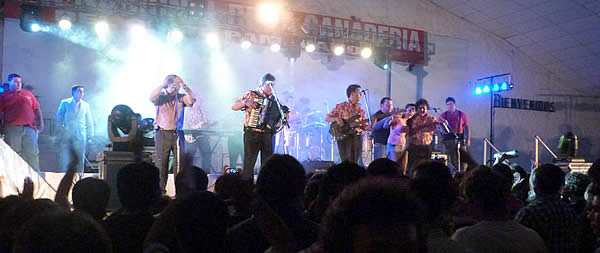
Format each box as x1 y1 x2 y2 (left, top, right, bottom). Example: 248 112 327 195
371 97 394 159
232 73 286 181
150 74 196 192
385 103 416 174
55 85 94 173
439 97 470 171
325 84 369 163
406 99 440 173
183 94 213 174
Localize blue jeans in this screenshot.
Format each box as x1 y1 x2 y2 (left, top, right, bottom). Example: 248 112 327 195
59 136 86 173
5 125 40 172
373 143 387 159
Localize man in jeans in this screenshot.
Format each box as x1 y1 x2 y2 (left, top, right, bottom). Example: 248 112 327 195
0 73 44 172
150 74 196 192
370 97 393 159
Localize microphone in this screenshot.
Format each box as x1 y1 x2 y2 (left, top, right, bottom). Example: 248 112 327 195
359 89 368 94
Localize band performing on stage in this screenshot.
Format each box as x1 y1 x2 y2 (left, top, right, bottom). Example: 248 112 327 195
0 71 474 179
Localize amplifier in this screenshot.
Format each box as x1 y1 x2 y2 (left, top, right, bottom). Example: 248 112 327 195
98 151 154 211
302 160 335 174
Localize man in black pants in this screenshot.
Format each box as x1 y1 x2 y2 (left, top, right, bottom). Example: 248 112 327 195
326 84 369 163
232 73 286 181
150 74 196 192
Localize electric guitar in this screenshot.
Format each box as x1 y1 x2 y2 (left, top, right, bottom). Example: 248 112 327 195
329 115 370 141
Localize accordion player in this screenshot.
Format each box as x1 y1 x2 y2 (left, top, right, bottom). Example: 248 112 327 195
245 91 289 133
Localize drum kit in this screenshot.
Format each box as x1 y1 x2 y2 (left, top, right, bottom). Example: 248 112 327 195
276 109 335 161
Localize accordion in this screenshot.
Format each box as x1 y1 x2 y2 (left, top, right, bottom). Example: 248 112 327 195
247 94 284 133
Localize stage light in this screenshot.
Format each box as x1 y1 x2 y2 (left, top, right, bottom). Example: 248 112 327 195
188 0 206 17
483 85 490 94
493 83 500 92
241 40 251 49
305 43 315 53
374 47 391 70
361 47 372 58
383 64 389 70
95 21 109 38
270 43 281 52
258 2 282 25
501 82 508 90
333 45 345 56
130 24 146 38
206 33 219 47
475 87 483 95
288 57 297 63
20 4 42 32
30 23 41 32
168 30 184 43
58 17 72 30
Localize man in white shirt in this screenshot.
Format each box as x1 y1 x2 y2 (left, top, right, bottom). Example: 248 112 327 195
55 85 94 172
452 166 546 253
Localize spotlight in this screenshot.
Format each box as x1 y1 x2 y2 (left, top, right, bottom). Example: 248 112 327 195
206 33 219 47
383 64 389 70
305 43 316 53
130 24 146 38
288 57 297 63
284 43 301 63
482 85 490 94
270 43 281 52
258 2 282 25
241 40 251 49
373 47 391 70
58 17 72 30
95 21 109 38
30 23 41 32
475 87 483 95
361 47 372 58
501 82 508 90
19 4 42 32
168 30 184 43
333 45 345 56
42 25 50 32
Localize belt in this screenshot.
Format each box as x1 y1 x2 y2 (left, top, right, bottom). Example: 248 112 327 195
158 129 181 133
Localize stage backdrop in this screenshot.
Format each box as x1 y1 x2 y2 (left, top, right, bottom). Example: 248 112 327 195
3 0 600 170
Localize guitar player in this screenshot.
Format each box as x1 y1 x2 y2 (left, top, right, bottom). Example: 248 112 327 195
325 84 370 163
439 97 470 172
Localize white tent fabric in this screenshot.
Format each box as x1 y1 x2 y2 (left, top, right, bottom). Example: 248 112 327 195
0 139 55 199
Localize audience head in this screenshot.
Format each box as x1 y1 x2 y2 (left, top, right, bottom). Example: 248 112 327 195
256 154 306 211
13 213 112 253
214 173 253 216
72 178 110 220
321 178 425 253
564 172 590 200
175 166 209 197
531 164 565 197
461 166 510 219
117 162 161 211
492 163 514 191
410 161 458 223
367 158 403 178
587 159 600 186
176 191 229 253
304 172 326 210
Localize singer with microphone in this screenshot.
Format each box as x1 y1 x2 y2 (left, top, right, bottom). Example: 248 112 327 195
150 74 196 192
405 98 440 173
326 84 370 163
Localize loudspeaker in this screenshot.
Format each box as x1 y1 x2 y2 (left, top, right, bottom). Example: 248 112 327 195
302 160 335 174
98 151 154 211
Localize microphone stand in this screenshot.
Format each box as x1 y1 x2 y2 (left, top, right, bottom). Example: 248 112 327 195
361 90 372 163
174 85 181 177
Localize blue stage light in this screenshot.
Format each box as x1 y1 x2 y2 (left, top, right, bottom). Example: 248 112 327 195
483 85 490 93
475 87 483 95
501 82 508 90
31 23 41 32
493 83 500 91
383 64 389 70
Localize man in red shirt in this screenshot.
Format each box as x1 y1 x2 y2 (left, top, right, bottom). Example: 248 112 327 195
0 73 44 171
439 97 470 172
326 84 370 163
